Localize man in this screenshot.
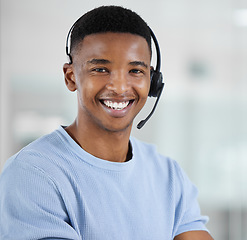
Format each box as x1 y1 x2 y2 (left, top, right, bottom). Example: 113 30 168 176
0 6 213 240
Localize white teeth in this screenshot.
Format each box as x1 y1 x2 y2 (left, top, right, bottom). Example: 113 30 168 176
103 100 129 110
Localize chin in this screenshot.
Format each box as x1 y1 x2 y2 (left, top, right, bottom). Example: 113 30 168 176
100 121 133 133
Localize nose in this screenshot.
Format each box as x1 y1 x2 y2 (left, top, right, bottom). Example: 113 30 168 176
106 70 130 94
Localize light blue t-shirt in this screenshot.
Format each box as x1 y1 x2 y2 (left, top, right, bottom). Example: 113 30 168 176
0 126 208 240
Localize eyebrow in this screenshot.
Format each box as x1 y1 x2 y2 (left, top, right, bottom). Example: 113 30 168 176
129 61 148 69
86 59 148 69
86 58 111 65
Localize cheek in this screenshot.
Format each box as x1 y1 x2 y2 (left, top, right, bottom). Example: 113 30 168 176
78 79 104 105
137 78 151 98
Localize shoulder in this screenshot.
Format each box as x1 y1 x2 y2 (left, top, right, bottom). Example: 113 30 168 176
21 127 67 157
130 136 184 180
131 136 179 164
130 136 203 202
0 127 75 207
1 127 71 187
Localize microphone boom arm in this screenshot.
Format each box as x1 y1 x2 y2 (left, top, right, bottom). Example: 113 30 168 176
137 83 164 129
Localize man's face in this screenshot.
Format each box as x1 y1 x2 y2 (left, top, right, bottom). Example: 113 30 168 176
64 32 151 133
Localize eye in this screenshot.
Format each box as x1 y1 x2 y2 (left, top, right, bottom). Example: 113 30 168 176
93 68 108 73
129 69 144 75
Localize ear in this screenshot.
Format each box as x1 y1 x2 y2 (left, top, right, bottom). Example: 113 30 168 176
63 63 77 92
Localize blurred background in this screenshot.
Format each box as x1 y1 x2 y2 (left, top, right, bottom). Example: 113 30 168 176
0 0 247 239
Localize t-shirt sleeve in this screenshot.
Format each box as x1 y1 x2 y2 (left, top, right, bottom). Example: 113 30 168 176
172 160 209 237
0 157 80 240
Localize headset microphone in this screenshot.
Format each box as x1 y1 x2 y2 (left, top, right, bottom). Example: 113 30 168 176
137 83 164 129
136 28 164 129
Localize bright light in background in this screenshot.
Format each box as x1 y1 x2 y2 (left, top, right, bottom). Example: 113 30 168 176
14 112 65 138
233 9 247 27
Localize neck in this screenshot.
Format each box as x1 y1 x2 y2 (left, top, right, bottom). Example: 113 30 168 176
65 119 132 163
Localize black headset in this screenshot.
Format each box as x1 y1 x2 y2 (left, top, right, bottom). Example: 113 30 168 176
66 22 164 129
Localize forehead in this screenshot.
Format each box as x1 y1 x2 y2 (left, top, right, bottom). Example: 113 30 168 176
73 32 151 62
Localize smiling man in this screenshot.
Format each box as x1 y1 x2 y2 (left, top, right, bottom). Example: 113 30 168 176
0 6 213 240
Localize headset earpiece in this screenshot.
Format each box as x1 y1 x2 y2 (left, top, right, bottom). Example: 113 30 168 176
149 69 163 97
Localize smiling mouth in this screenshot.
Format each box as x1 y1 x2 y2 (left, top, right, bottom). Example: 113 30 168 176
101 100 134 110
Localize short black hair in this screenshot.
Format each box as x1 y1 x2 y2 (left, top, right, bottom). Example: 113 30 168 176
70 6 151 56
